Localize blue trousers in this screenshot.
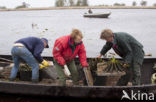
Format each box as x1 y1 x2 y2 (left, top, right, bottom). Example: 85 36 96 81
10 46 39 80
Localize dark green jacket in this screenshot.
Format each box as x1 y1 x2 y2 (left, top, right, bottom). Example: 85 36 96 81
100 32 144 65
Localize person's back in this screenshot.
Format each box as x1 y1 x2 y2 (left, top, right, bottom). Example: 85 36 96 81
15 37 43 54
113 32 144 65
115 32 143 49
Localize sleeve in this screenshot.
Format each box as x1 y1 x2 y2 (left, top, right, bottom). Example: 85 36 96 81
120 39 133 64
33 43 44 63
100 42 113 55
78 43 88 67
52 40 66 66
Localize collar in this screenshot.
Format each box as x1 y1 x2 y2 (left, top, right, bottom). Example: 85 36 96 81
69 38 82 53
69 38 82 46
112 33 117 45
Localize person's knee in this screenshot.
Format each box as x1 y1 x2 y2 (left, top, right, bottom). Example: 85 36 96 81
135 72 141 77
58 76 66 85
29 61 39 69
71 69 79 76
11 47 18 55
133 63 141 77
14 64 19 69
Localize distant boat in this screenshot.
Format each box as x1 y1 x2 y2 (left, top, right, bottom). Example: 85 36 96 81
83 12 111 18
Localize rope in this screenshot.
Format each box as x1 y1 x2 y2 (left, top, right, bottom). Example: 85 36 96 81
0 57 13 63
0 61 12 64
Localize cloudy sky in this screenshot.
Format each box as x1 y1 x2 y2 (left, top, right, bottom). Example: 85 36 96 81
0 0 156 8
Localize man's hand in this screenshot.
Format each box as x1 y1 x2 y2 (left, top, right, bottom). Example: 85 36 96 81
42 60 49 67
97 54 102 58
39 64 45 69
122 63 129 68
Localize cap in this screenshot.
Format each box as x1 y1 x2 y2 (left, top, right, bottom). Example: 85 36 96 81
41 38 49 48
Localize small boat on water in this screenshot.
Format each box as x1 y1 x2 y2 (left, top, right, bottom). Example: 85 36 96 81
0 55 156 101
83 12 111 18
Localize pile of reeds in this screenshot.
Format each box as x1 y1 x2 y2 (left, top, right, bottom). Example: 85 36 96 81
97 57 127 76
103 57 125 73
19 64 32 71
96 57 128 86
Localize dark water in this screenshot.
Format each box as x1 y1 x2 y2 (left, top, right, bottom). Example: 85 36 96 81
0 9 156 58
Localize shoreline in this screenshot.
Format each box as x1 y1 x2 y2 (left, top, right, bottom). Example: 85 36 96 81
0 6 156 12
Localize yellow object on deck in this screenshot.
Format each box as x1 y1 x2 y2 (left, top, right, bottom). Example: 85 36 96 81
39 60 53 69
151 73 156 84
42 60 49 67
39 64 46 69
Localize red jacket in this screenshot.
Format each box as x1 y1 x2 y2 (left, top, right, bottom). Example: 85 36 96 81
53 35 88 67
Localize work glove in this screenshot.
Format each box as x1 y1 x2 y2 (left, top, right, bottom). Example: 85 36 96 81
42 60 49 67
63 65 71 77
39 64 45 69
82 67 88 74
39 60 49 69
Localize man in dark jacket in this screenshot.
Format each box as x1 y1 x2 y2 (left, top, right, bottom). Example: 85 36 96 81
10 37 49 83
97 29 144 86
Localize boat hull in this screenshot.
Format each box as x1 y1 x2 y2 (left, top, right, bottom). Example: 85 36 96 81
0 81 156 100
0 55 156 100
83 13 111 18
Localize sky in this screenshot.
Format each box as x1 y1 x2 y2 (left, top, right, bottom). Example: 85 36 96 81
0 0 156 8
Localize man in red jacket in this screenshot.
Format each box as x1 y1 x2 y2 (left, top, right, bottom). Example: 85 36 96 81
53 29 88 86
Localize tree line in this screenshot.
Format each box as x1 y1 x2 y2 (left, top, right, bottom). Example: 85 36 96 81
54 0 156 7
1 0 156 9
55 0 88 7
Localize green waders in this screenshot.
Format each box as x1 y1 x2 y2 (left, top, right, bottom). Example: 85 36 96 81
54 60 79 86
116 61 141 86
